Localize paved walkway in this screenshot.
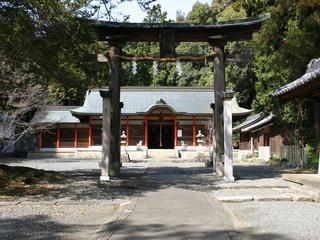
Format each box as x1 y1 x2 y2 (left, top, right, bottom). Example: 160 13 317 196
105 162 237 240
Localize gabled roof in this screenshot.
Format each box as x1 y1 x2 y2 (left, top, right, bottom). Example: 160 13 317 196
233 113 263 132
71 87 251 116
241 114 275 133
273 58 320 100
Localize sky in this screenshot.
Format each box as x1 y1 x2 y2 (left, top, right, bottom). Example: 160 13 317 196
115 0 212 22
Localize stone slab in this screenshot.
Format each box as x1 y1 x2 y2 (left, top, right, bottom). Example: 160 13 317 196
215 196 253 203
282 174 320 190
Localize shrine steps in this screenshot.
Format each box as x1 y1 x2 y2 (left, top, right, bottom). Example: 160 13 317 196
147 149 178 159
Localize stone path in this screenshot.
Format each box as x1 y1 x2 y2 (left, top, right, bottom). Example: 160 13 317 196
103 162 237 240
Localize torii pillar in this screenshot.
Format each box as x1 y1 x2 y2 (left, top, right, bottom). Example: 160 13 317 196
100 42 123 180
100 90 112 180
212 42 226 176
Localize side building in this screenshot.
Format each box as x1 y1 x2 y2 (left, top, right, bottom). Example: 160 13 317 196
30 87 251 158
233 114 287 161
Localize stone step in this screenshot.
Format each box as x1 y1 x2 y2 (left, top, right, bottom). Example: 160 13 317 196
215 194 314 203
147 149 178 159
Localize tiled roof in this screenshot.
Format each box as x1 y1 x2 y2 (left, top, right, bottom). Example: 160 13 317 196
273 58 320 97
71 87 251 116
233 113 263 132
34 106 80 124
241 114 275 132
35 88 251 124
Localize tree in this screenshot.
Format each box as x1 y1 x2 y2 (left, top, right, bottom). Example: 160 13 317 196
0 58 55 153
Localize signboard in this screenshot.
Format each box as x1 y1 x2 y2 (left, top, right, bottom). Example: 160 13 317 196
177 129 182 137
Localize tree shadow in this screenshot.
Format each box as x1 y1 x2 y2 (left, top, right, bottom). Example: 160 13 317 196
1 160 289 202
0 215 96 240
97 219 291 240
233 164 288 180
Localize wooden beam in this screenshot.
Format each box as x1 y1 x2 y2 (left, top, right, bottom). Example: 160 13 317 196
88 116 92 147
56 127 60 148
160 29 176 57
74 124 78 148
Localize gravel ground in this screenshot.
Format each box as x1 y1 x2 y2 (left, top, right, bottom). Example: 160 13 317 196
225 201 320 240
0 202 116 240
0 158 148 240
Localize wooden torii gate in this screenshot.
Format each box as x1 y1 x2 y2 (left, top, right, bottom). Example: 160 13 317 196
91 14 270 181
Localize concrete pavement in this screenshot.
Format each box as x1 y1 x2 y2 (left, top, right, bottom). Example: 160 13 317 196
104 162 237 240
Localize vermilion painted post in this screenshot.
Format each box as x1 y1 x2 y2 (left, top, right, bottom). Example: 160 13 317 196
193 115 196 146
174 116 177 147
126 116 129 146
145 115 148 147
88 116 92 147
56 127 60 148
39 128 43 149
74 124 78 148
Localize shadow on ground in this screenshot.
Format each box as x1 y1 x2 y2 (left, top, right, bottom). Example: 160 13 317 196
97 219 291 240
0 161 290 201
0 215 92 240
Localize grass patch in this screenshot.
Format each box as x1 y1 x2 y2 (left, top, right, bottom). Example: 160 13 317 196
0 164 64 198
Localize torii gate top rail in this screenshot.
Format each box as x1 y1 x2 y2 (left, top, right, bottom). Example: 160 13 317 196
91 14 270 43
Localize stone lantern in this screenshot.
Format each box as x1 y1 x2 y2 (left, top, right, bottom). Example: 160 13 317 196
196 130 204 146
121 131 127 146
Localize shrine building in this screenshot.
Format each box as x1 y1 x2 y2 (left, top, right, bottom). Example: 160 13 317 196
31 87 250 158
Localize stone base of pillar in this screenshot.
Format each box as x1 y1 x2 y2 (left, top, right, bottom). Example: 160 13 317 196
216 162 224 176
223 176 235 182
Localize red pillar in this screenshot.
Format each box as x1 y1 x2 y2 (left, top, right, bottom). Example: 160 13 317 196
174 116 177 147
145 115 148 147
193 115 196 146
74 124 78 148
88 116 92 147
126 116 129 146
56 127 60 148
39 128 43 149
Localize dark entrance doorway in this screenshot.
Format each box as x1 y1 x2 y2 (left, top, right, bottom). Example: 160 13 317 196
148 121 174 149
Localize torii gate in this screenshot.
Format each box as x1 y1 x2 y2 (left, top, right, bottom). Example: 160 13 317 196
91 14 270 181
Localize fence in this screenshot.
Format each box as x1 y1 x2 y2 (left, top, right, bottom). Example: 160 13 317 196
280 145 307 166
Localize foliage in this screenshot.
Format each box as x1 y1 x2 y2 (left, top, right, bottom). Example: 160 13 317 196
239 0 320 147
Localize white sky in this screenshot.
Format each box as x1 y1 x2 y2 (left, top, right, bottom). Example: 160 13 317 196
115 0 212 22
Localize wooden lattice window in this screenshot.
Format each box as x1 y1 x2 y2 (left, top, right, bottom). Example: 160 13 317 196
60 128 75 148
91 125 102 146
77 128 89 148
42 129 57 148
